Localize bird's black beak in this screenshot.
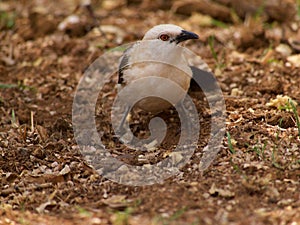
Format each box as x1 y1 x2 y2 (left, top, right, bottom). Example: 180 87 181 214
175 30 199 44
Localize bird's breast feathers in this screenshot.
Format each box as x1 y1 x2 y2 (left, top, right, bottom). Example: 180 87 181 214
117 40 193 112
121 40 192 89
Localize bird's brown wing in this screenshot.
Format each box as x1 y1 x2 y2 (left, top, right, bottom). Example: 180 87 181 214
118 47 133 84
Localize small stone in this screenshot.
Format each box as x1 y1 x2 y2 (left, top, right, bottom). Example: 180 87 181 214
90 217 102 224
287 54 300 67
59 165 71 175
230 88 243 96
275 44 292 57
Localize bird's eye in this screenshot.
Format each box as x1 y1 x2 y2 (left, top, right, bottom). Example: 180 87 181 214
159 34 170 41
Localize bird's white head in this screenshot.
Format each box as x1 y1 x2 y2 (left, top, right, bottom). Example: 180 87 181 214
142 24 199 44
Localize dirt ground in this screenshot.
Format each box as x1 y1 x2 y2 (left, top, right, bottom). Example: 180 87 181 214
1 0 300 224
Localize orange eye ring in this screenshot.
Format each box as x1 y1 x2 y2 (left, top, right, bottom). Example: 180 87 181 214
159 34 170 41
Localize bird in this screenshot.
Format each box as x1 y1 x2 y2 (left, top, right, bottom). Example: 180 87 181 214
115 24 213 136
118 24 198 108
